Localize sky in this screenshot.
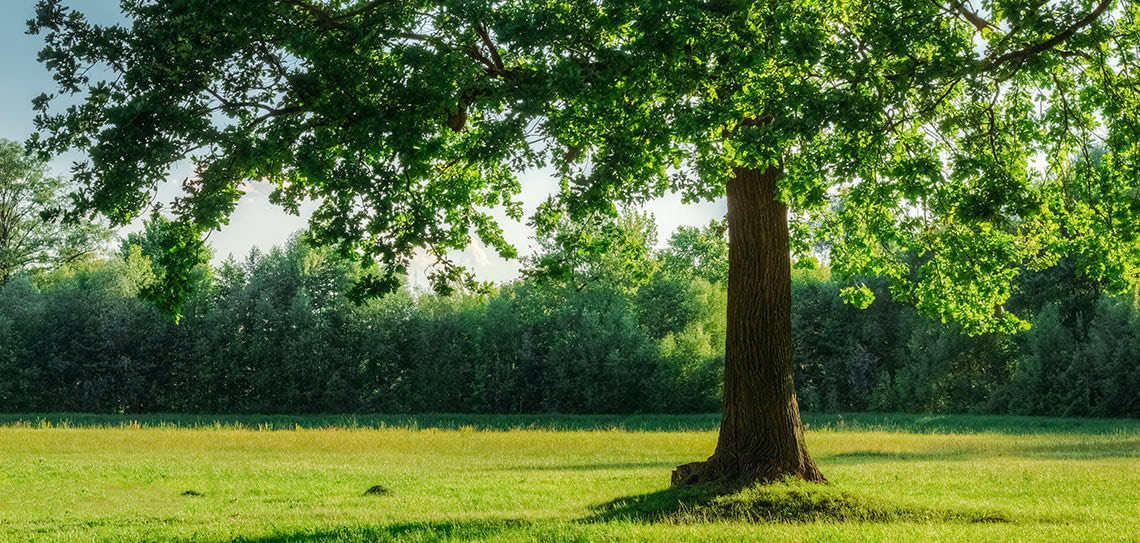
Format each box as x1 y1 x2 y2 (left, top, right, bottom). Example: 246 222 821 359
0 1 726 285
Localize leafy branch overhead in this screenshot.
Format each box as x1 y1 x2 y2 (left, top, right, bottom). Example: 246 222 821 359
27 0 1140 330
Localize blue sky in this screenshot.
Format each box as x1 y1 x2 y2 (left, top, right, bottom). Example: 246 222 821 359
1 1 725 284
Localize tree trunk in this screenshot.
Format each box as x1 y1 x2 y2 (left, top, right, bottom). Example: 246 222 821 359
672 163 826 487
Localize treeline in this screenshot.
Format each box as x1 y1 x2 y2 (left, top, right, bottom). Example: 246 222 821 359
0 218 1137 416
791 264 1140 417
0 234 724 414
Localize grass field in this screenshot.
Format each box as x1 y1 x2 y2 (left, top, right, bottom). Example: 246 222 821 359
1 413 1138 542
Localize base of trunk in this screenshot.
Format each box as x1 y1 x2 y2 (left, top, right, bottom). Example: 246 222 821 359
672 454 826 488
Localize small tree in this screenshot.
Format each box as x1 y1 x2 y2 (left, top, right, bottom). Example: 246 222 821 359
659 221 729 286
0 139 108 282
524 208 659 293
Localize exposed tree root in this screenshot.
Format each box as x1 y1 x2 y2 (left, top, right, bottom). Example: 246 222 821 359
672 454 826 488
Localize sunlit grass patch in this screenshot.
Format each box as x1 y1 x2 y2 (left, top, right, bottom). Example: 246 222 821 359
0 413 1136 542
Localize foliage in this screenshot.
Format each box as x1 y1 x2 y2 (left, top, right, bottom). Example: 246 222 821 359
658 220 729 285
26 0 1140 333
1 216 1138 417
0 139 109 282
120 215 214 319
0 262 172 413
524 208 659 292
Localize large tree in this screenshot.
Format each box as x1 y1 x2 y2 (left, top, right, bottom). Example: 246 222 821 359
28 0 1140 486
0 139 108 283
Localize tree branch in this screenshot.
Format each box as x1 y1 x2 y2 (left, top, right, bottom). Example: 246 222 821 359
949 1 997 33
476 24 505 73
980 0 1112 74
277 0 408 31
246 106 306 131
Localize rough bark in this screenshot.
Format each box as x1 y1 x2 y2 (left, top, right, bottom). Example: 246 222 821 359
672 163 825 488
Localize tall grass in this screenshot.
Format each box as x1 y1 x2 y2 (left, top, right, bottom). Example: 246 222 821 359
2 412 1137 434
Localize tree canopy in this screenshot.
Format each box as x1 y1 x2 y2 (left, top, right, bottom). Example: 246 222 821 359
660 220 729 285
27 0 1140 329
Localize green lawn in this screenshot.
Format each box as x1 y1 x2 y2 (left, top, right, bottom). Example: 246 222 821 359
1 414 1137 542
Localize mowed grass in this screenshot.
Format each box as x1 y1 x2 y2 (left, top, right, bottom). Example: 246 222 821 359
1 414 1138 542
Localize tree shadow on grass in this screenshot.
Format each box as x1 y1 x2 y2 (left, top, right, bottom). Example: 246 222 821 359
587 484 725 522
224 520 528 543
585 482 1017 525
823 451 973 464
1022 440 1140 460
499 461 681 472
824 441 1140 463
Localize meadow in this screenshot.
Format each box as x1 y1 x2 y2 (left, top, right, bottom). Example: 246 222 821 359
1 413 1138 542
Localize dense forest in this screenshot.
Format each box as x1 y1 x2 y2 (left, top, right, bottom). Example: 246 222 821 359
0 213 1136 417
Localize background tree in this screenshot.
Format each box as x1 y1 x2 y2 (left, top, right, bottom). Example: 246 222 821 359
0 139 108 282
524 208 659 292
28 0 1140 487
659 220 729 286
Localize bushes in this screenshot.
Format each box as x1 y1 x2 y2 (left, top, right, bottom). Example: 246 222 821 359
789 271 1138 417
994 297 1140 417
1 231 1138 417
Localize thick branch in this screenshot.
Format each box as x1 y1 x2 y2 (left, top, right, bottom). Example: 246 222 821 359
277 0 406 31
476 24 505 73
204 87 280 114
950 1 997 33
246 105 306 131
336 0 404 21
980 0 1112 74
